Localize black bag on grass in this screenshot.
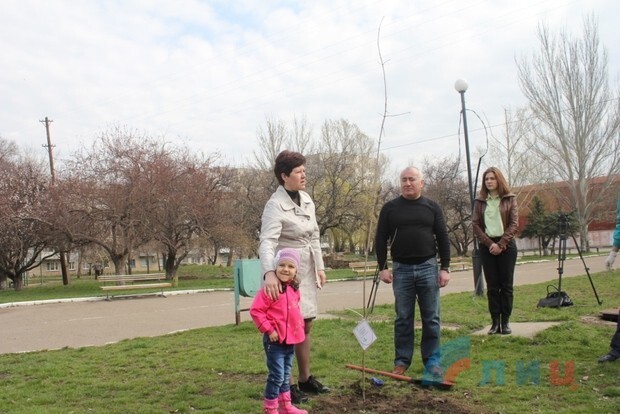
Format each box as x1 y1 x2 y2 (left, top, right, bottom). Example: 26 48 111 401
537 285 573 308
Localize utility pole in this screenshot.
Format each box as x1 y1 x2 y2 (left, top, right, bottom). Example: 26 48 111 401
40 117 69 285
40 117 56 185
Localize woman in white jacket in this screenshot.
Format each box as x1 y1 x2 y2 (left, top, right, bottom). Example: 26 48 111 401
260 150 329 404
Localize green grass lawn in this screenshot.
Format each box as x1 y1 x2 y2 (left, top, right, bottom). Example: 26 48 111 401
0 266 618 413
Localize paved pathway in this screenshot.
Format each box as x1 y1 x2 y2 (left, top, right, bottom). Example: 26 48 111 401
0 257 608 355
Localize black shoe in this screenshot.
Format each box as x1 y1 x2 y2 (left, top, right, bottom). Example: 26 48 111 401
500 316 512 335
298 375 330 394
290 384 308 404
598 353 619 363
488 317 501 335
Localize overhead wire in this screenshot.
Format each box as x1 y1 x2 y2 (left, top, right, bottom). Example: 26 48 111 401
7 0 597 157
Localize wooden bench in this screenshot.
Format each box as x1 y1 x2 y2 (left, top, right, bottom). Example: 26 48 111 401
349 260 470 274
99 273 172 299
451 261 469 271
348 261 379 275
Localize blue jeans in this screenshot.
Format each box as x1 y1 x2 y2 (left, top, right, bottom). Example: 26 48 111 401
392 259 441 370
263 334 294 399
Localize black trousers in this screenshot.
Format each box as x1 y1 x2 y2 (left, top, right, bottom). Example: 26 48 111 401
479 239 517 318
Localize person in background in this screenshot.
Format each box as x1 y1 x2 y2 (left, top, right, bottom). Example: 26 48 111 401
260 150 329 404
599 193 620 363
472 167 518 335
375 166 451 378
251 248 308 414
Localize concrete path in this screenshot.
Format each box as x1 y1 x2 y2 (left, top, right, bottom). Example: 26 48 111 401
471 322 562 338
0 257 608 355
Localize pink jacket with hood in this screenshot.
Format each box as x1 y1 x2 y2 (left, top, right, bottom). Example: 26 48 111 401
250 283 305 345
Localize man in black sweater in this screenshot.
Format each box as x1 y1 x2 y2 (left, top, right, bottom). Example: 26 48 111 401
375 167 451 378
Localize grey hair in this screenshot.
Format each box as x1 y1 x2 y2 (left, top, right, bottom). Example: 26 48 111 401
400 166 423 180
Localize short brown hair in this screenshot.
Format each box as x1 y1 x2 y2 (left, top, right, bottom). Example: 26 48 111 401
479 167 511 198
274 150 306 185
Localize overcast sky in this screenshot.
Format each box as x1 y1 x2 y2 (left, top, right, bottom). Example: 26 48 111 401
1 0 618 172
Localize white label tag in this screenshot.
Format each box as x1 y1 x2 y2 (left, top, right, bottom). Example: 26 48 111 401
353 319 377 350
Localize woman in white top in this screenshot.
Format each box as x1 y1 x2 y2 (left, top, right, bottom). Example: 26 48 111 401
260 150 330 403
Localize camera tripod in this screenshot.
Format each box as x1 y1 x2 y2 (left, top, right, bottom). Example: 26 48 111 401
551 214 602 307
367 263 383 314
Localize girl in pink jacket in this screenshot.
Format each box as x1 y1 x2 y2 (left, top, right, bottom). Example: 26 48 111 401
251 248 307 414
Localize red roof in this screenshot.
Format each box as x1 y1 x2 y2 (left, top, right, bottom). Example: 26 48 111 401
513 175 620 232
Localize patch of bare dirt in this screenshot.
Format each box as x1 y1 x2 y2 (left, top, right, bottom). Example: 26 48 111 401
311 381 485 414
580 316 617 327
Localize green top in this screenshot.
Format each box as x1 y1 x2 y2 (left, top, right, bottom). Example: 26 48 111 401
484 195 504 238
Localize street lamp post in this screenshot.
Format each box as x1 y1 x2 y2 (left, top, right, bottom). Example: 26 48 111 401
455 79 485 296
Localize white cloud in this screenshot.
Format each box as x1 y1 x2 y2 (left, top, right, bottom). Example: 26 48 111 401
1 0 618 171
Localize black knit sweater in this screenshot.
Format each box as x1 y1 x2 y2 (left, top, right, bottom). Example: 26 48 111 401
375 195 451 270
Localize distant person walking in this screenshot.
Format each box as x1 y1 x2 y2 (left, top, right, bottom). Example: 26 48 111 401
93 264 103 279
375 166 451 378
599 193 620 363
260 150 329 404
251 248 308 414
472 167 518 335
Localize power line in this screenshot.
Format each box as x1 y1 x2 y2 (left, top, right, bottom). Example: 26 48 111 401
381 95 620 152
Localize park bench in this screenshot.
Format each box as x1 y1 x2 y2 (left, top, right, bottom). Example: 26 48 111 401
349 260 469 274
450 261 469 271
98 273 172 300
348 261 380 275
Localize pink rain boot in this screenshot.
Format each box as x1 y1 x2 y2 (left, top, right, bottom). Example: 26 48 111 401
278 391 308 414
263 397 279 414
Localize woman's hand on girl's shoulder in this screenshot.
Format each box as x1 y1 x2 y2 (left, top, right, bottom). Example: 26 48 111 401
263 271 281 300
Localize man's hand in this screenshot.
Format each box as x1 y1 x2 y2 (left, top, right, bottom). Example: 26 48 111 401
379 269 393 284
263 271 281 300
438 270 450 288
605 251 618 271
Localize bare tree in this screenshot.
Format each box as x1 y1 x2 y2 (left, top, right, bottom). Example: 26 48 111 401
309 119 378 241
0 154 56 290
253 117 288 171
60 127 158 274
489 108 541 186
487 107 549 212
0 137 18 163
516 16 620 251
289 115 313 156
229 166 272 256
243 116 383 255
253 115 314 171
423 156 472 256
144 147 229 281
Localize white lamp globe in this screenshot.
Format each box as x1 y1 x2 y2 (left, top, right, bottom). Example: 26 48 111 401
454 79 469 93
